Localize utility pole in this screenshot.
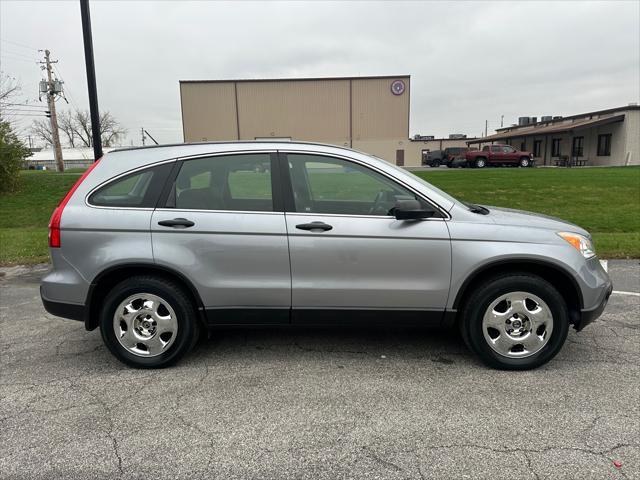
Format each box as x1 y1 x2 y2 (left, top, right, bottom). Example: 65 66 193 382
500 115 504 128
39 49 64 172
484 119 488 137
144 129 159 145
141 127 146 146
80 0 103 161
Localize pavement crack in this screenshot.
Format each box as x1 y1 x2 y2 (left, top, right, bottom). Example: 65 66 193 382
361 446 405 473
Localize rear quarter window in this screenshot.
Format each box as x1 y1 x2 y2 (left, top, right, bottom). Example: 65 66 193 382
89 162 174 208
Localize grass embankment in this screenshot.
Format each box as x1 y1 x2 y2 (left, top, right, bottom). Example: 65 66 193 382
414 167 640 258
0 167 638 265
0 171 81 264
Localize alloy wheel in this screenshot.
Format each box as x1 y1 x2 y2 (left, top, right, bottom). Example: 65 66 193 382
112 293 178 357
481 291 553 358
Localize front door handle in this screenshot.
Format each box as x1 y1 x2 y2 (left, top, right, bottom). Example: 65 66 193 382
158 218 195 228
296 221 333 232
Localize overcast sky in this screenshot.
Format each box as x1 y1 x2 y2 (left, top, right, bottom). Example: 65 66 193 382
1 0 639 146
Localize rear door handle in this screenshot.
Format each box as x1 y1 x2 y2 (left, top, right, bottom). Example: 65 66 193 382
158 218 195 228
296 221 333 232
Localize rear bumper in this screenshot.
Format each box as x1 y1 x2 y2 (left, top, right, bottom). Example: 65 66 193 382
40 286 85 322
574 283 613 331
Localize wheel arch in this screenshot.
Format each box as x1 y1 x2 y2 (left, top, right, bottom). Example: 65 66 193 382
452 259 584 324
84 263 207 331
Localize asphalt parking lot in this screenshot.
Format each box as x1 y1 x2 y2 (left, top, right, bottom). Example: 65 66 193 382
1 261 638 479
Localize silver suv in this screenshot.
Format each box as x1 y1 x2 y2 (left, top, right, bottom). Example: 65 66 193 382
41 142 612 369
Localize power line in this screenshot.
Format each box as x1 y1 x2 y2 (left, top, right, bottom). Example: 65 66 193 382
1 38 39 52
52 64 80 110
0 103 47 108
0 54 38 64
1 48 38 60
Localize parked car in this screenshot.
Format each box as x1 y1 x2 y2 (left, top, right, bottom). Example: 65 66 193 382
466 144 534 168
422 149 444 167
42 142 611 370
449 156 469 168
443 147 469 166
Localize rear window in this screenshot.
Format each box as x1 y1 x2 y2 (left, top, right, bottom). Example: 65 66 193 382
89 163 173 208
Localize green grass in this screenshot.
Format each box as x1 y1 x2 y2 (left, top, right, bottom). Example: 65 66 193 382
0 167 638 265
0 171 81 264
414 167 640 258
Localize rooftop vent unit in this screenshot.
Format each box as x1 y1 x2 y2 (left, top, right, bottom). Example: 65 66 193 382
541 116 553 122
518 117 530 126
530 117 537 124
553 116 563 120
448 133 467 139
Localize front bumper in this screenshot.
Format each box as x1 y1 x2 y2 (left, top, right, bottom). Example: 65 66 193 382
574 283 613 331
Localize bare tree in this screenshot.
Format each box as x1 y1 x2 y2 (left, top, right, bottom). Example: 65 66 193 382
58 110 78 147
31 118 53 145
0 73 21 105
31 108 127 147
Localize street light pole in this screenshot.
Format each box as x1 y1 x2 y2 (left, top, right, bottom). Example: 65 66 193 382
79 0 103 161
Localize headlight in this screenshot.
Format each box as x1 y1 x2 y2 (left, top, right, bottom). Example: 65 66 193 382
558 232 596 259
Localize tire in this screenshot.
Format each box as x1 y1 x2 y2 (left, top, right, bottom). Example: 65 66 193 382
431 159 441 168
100 275 200 368
459 274 569 370
519 157 530 168
475 158 487 168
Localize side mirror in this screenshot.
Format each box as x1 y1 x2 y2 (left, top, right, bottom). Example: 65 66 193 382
393 199 436 220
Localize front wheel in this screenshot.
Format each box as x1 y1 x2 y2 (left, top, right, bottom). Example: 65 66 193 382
431 159 441 168
459 274 569 370
519 157 531 167
100 276 200 368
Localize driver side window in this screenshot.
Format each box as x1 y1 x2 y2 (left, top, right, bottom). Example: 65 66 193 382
287 154 419 216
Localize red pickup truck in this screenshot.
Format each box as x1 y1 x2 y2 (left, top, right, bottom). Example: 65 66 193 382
466 144 534 168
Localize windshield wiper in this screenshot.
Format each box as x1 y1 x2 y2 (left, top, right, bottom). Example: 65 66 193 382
465 202 490 215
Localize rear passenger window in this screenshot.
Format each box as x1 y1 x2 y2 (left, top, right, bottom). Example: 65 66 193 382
173 154 273 211
89 163 173 208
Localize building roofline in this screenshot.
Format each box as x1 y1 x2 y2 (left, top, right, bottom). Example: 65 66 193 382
111 140 371 154
496 104 639 132
179 75 410 84
409 137 478 142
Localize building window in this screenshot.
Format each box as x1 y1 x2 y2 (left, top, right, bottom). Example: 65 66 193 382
551 139 561 157
597 134 611 156
572 137 584 157
533 140 542 158
520 141 526 151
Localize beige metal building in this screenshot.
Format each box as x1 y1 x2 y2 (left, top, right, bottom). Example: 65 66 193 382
180 75 470 167
469 105 640 166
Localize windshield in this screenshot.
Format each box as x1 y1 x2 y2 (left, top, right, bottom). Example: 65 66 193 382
371 155 466 209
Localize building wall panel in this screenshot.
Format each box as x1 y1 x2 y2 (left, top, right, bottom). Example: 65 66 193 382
180 82 237 142
352 77 410 140
236 80 350 143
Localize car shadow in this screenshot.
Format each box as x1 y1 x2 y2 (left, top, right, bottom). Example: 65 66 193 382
187 325 473 366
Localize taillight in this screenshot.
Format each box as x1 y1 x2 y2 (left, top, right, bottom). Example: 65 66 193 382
48 159 101 248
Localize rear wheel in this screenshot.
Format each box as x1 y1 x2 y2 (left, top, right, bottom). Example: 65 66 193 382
459 274 569 370
475 158 487 168
100 276 200 368
519 157 530 167
431 159 441 168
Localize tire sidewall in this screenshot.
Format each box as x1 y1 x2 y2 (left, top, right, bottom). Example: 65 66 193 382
520 158 530 167
476 158 486 168
463 276 569 370
100 278 197 368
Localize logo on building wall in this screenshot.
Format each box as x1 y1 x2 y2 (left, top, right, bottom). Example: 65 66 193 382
390 79 406 96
